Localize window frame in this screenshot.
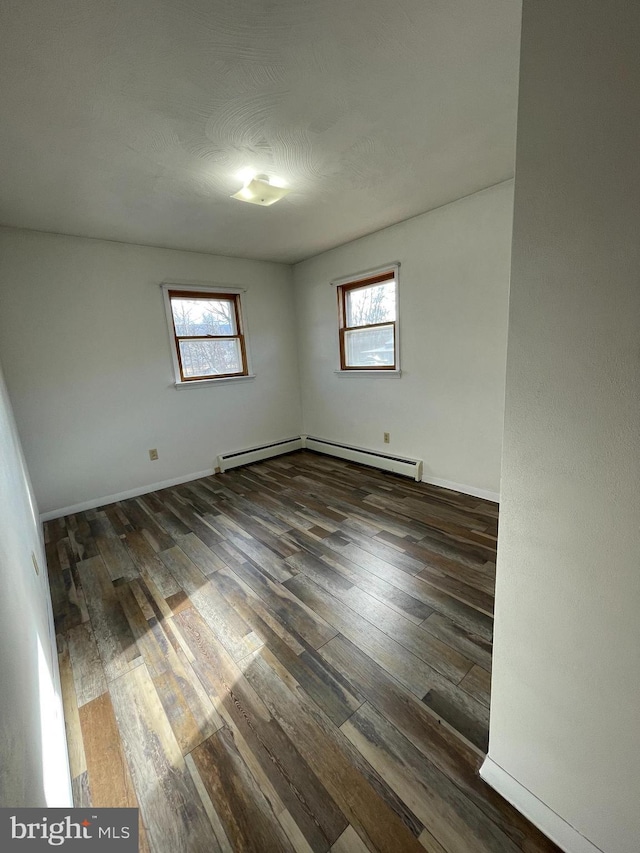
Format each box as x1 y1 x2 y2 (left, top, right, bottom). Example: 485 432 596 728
335 267 399 372
161 284 252 385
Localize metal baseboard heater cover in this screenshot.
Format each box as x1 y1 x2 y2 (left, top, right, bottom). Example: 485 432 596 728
217 435 422 481
217 437 303 473
304 436 423 481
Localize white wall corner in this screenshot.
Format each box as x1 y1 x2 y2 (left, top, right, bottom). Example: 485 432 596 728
479 758 605 853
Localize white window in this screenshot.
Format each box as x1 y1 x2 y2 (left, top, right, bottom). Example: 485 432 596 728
336 268 399 371
162 285 251 384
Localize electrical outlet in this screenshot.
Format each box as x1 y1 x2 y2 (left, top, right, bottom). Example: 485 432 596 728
383 432 390 444
149 448 159 461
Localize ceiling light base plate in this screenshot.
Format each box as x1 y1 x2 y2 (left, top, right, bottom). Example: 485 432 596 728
231 176 290 206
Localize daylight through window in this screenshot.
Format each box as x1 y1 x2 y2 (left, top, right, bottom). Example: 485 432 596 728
337 270 398 370
168 290 248 381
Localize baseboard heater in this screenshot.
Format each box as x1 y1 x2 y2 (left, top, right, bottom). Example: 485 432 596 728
217 436 304 473
303 436 423 481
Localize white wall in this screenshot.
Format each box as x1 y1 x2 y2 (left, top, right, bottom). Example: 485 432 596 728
293 181 513 499
485 3 640 852
0 359 71 806
0 229 302 515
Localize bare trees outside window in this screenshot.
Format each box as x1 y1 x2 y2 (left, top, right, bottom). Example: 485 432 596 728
337 271 398 370
168 291 248 381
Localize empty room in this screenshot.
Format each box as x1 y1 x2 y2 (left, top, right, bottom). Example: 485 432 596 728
0 2 638 852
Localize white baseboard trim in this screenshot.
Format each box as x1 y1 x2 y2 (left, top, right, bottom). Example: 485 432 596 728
39 445 500 520
479 757 604 853
39 468 215 522
422 474 499 504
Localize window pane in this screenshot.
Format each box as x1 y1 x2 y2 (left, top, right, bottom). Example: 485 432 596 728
171 297 236 336
346 281 396 327
179 338 243 377
344 324 395 367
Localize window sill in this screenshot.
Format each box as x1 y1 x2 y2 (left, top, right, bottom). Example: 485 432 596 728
334 369 402 377
174 374 256 388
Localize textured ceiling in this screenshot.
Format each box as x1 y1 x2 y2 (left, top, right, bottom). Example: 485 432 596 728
0 0 521 263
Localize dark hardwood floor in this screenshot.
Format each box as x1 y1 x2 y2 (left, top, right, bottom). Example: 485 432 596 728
46 451 559 853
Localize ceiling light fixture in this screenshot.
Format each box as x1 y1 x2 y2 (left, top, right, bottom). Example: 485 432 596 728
231 173 291 206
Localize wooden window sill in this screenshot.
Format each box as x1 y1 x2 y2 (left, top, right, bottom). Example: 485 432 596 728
334 369 402 377
174 374 256 388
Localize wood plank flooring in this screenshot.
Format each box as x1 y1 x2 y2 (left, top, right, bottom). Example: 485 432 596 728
47 451 560 853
